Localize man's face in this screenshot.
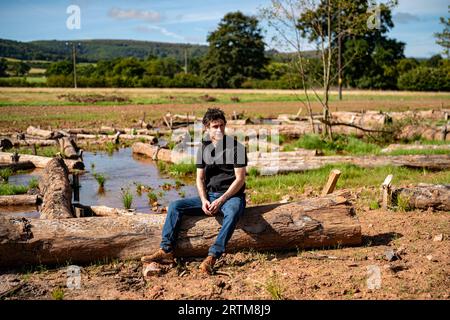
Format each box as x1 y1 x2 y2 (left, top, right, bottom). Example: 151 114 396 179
207 119 225 142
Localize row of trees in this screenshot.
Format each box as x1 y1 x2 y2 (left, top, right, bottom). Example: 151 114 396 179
1 2 449 91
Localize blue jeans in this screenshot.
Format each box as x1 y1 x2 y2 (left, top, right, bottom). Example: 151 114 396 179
160 192 246 258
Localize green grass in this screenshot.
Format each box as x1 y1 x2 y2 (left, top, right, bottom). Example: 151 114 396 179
159 161 197 177
0 183 28 195
0 168 13 183
265 273 284 300
93 173 106 188
386 149 450 156
121 188 133 210
395 194 412 212
147 191 158 204
105 142 117 155
369 200 381 210
28 177 39 189
282 134 382 155
246 163 450 205
15 146 59 157
51 287 64 300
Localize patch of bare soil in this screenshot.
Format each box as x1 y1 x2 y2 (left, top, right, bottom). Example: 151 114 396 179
1 203 448 300
1 99 449 131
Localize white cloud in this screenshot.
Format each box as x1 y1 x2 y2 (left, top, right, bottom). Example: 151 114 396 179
108 7 162 23
164 13 224 25
393 12 421 24
135 25 185 41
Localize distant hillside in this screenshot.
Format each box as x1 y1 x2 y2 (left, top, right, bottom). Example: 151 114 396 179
0 38 208 63
0 38 320 66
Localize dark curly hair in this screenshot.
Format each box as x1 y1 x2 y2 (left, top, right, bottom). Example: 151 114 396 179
202 108 227 127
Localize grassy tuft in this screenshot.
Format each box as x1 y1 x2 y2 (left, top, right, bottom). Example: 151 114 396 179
121 188 133 210
0 168 13 183
265 273 284 300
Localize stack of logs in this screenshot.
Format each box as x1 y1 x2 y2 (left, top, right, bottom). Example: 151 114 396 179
0 157 363 267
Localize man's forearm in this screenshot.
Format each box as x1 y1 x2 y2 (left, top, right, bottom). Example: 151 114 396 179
196 178 208 203
220 178 245 202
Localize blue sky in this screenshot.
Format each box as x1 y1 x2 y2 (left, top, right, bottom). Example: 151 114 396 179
0 0 447 58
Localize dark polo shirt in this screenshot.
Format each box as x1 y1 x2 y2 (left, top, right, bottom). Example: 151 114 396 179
195 135 247 195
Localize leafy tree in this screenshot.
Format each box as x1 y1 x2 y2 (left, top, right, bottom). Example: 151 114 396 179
0 58 7 77
296 0 404 90
396 58 419 75
435 9 450 58
145 57 181 77
46 60 73 76
201 11 268 88
112 57 145 78
398 66 450 91
424 54 443 68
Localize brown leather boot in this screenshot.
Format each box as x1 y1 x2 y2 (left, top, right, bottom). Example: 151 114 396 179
141 248 174 264
199 255 217 275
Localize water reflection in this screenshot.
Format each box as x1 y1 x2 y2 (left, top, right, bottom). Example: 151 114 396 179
2 147 197 217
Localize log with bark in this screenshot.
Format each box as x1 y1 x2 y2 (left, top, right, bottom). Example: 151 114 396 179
38 157 74 219
226 123 323 138
0 192 361 267
248 149 320 160
391 184 450 212
132 142 193 163
0 195 40 207
247 154 450 174
0 152 84 171
13 139 57 147
58 137 80 159
389 110 449 122
381 144 450 153
26 126 63 140
0 161 35 172
398 124 449 141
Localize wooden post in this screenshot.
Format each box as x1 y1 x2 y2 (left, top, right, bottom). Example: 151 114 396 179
381 174 393 210
113 131 121 144
321 169 341 195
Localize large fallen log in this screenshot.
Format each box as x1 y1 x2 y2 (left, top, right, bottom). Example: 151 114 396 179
0 161 35 172
0 195 40 207
389 110 449 122
57 137 79 159
248 149 320 160
132 142 193 163
247 154 450 174
0 152 84 171
391 184 450 211
26 126 62 140
331 111 389 127
381 144 450 153
12 139 57 147
38 158 74 219
398 124 448 141
226 123 322 138
0 192 361 267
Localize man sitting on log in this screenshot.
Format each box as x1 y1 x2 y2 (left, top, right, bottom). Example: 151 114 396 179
141 108 248 274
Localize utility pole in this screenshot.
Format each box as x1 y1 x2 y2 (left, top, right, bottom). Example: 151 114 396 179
184 46 188 74
66 42 80 88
